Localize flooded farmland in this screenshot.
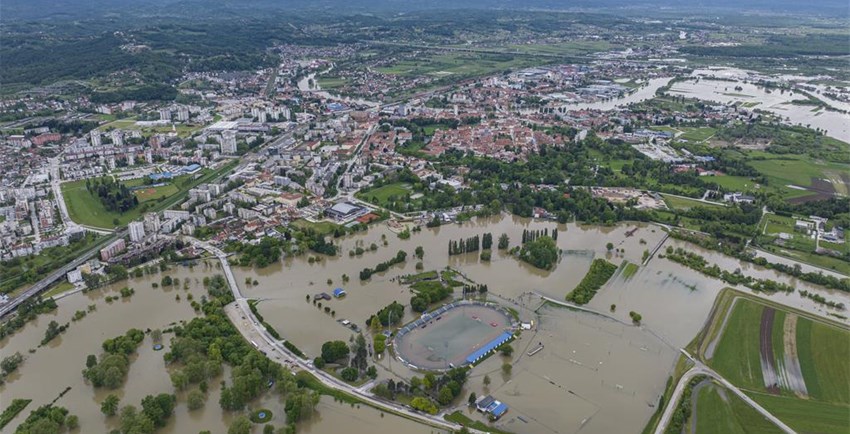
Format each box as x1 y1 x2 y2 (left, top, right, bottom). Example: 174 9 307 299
669 69 850 143
3 214 846 433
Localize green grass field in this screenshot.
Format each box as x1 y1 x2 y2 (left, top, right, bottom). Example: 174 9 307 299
747 393 850 434
62 179 175 228
376 52 546 79
317 76 348 89
663 194 724 211
701 293 850 434
796 316 850 403
101 118 201 138
291 219 341 236
357 182 414 207
709 298 765 390
678 127 717 142
695 384 783 434
62 162 236 229
747 155 850 199
621 262 639 280
506 40 615 56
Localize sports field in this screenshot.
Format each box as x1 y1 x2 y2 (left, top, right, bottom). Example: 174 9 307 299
394 304 512 370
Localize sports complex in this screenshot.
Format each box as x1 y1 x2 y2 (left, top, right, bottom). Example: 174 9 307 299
392 301 516 371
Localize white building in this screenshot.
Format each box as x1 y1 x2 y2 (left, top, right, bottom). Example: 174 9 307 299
159 108 171 122
111 130 124 146
143 212 161 233
90 129 102 147
128 221 146 243
221 130 238 155
177 107 190 122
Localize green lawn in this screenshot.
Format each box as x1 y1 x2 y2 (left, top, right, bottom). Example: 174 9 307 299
62 162 237 229
702 294 850 433
621 262 639 280
678 127 717 142
695 384 783 434
444 411 514 434
709 298 765 390
748 155 850 199
357 183 413 207
376 52 546 79
317 77 348 89
797 316 850 404
506 40 615 56
663 194 724 211
134 183 180 202
291 219 340 236
747 392 850 434
62 179 171 228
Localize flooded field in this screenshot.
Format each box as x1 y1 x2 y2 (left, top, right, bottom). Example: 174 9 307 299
0 264 453 434
669 70 850 143
0 265 217 433
4 214 846 434
470 302 678 434
238 216 663 358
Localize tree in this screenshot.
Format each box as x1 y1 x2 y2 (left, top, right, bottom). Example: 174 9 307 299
86 354 98 369
482 375 491 386
228 416 252 434
320 341 350 364
101 394 120 416
498 233 509 250
468 392 477 406
415 246 424 259
606 242 614 252
438 386 454 405
141 393 176 427
502 362 512 375
66 414 79 429
1 352 24 375
120 405 155 434
340 367 358 382
499 344 514 357
188 389 206 410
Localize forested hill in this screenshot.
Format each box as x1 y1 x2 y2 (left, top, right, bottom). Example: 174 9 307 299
3 0 846 21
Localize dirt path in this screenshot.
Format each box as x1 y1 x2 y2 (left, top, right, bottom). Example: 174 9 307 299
705 297 739 360
759 307 780 393
781 314 809 397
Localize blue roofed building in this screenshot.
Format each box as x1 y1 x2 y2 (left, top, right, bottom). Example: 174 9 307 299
465 331 513 365
475 395 509 420
333 288 346 298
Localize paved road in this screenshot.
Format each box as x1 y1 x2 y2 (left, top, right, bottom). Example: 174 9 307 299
0 229 127 318
185 236 478 434
653 350 796 434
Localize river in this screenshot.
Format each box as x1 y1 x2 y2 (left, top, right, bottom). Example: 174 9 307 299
669 68 850 143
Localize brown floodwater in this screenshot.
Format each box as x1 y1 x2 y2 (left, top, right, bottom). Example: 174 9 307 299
0 262 451 434
3 214 844 434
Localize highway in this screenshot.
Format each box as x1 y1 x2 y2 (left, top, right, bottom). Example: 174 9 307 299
653 350 796 434
185 236 480 434
0 229 127 318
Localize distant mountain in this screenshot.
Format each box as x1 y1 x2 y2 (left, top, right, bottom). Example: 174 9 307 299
2 0 847 21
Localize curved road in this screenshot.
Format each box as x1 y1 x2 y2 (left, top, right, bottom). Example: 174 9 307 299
653 350 796 434
185 236 479 434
